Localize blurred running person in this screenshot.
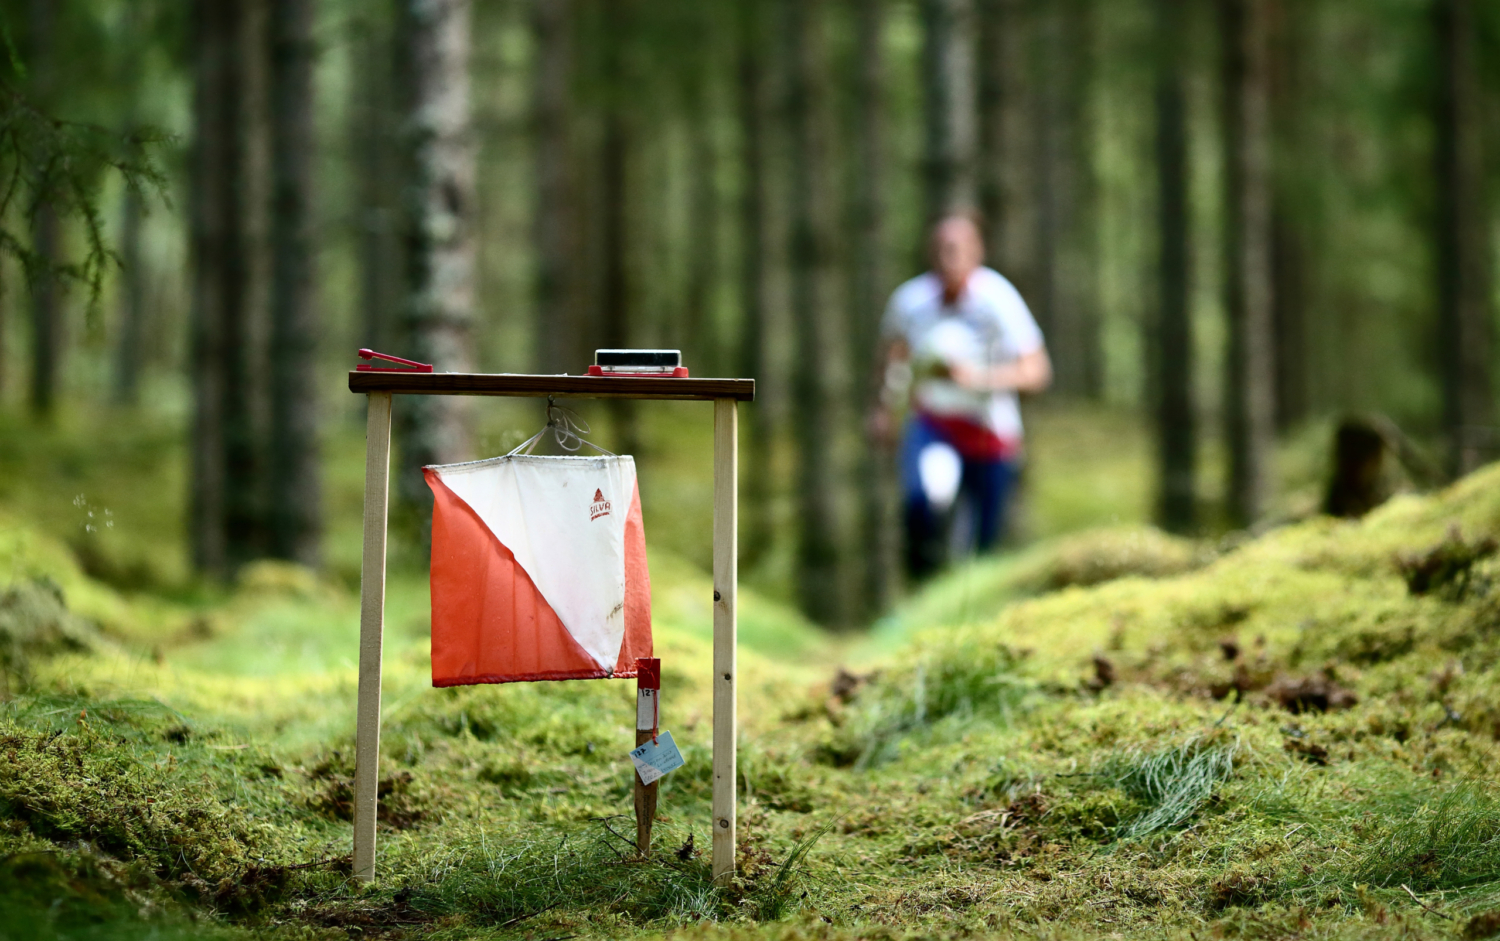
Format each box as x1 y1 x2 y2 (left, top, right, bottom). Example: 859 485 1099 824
872 214 1051 578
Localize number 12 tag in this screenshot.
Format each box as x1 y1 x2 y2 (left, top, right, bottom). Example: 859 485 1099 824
629 730 684 786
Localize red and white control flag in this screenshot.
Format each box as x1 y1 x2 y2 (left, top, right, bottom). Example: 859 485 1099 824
424 454 652 686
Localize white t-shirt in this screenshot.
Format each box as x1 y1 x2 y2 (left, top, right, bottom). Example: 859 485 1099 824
881 267 1044 443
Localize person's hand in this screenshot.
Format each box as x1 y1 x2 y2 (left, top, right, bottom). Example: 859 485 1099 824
867 406 897 449
949 361 991 392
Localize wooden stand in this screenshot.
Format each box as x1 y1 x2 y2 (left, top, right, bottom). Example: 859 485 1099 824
634 657 661 857
348 372 751 885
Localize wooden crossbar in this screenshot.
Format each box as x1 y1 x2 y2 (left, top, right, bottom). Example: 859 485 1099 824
349 370 755 401
352 376 749 886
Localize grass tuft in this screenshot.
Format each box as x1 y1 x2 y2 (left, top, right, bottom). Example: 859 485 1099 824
1095 734 1238 839
1355 779 1500 898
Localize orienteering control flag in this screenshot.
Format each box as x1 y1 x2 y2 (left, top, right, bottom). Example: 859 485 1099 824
424 454 652 686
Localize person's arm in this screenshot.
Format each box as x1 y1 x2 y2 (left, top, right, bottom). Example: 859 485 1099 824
951 345 1052 394
867 336 910 447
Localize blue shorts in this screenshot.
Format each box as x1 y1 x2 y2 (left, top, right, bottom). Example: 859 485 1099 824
899 415 1019 575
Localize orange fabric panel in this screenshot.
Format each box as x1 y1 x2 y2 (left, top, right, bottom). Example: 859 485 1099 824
426 469 606 686
614 481 654 673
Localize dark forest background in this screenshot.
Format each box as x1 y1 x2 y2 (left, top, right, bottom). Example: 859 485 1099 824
2 0 1500 627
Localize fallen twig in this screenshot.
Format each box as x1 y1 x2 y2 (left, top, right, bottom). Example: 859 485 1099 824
1401 884 1452 920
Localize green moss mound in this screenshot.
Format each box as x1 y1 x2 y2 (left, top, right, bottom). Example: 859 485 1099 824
6 466 1500 938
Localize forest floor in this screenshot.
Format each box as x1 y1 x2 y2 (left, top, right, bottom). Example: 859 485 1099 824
2 405 1499 940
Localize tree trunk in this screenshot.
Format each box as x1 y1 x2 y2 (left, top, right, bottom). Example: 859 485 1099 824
28 204 59 418
531 0 575 374
267 0 321 566
851 0 898 616
922 0 977 220
0 249 7 401
975 0 1033 295
229 0 272 572
1434 0 1493 477
1266 0 1305 430
1220 0 1275 527
189 0 245 575
112 172 146 406
1031 3 1061 346
351 8 400 355
684 101 719 374
786 0 846 625
1065 0 1103 400
395 0 478 515
599 0 638 455
1153 0 1195 533
736 0 773 572
27 0 58 419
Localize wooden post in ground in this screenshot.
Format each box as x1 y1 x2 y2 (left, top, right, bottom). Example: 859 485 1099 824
634 657 661 856
711 398 738 883
352 391 393 882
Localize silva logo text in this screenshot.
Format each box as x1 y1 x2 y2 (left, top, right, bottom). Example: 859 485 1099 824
590 488 612 521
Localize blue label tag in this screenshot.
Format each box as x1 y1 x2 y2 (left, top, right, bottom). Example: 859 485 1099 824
629 730 684 786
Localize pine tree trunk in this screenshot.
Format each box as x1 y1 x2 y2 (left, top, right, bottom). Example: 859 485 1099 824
1032 1 1084 382
531 0 575 374
1153 0 1195 533
27 0 58 419
922 0 977 219
189 0 244 575
267 0 321 566
351 9 399 355
28 205 58 418
786 0 845 625
684 105 719 374
599 0 638 455
1266 0 1305 430
1220 0 1275 527
0 251 7 401
1066 0 1103 400
112 170 146 406
736 0 773 572
975 0 1033 295
852 0 898 616
1434 0 1493 477
395 0 477 514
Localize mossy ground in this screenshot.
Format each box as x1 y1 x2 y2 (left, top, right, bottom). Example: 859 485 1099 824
1 404 1497 939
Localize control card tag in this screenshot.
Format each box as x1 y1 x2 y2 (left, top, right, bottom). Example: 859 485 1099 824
629 730 684 786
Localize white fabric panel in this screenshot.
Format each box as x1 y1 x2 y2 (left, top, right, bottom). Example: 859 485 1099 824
430 454 637 672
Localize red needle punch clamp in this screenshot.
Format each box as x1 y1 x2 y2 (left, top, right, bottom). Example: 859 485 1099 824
355 349 433 373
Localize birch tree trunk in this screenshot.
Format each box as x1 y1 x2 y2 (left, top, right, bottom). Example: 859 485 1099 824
1153 0 1196 533
1433 0 1493 477
267 0 321 566
922 0 977 219
395 0 477 514
531 0 575 374
1220 0 1275 527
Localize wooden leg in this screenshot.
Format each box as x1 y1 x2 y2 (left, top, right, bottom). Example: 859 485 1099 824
711 399 738 884
634 728 660 855
353 391 393 882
